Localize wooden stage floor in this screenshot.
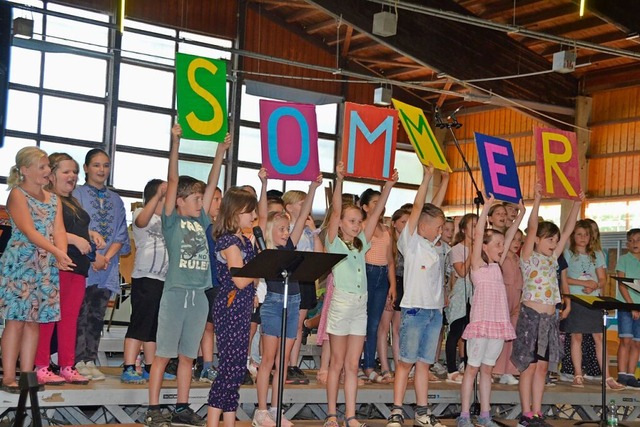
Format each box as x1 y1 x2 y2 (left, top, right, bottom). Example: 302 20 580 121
3 368 640 425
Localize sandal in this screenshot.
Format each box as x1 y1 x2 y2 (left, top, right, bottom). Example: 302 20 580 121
380 370 394 383
324 414 339 427
317 370 328 385
572 374 585 388
357 369 370 384
428 371 441 383
606 377 626 390
344 416 368 427
367 370 388 383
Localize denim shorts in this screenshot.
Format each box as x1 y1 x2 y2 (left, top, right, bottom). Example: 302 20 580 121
399 308 442 364
260 292 301 339
618 310 640 341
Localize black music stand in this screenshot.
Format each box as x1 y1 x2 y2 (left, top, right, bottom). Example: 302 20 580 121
232 249 345 427
13 371 42 427
566 292 640 427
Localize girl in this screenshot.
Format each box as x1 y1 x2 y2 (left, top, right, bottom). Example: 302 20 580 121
324 162 397 427
207 187 258 427
35 153 105 386
282 187 324 386
445 213 478 384
512 183 582 427
493 228 524 385
0 147 74 393
456 195 524 427
253 170 323 427
360 188 396 383
487 204 508 233
560 220 624 390
73 148 130 381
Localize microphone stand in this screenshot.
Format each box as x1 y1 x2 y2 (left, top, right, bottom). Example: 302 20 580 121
435 107 483 416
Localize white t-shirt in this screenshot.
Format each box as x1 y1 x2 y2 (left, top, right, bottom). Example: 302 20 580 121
398 226 444 310
131 208 169 281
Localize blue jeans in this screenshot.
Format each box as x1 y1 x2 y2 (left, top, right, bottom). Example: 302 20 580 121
363 264 389 370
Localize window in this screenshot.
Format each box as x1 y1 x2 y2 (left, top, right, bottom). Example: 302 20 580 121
586 200 640 232
43 53 107 97
41 96 105 142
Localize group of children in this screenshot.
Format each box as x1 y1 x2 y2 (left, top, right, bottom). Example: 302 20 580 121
2 122 640 427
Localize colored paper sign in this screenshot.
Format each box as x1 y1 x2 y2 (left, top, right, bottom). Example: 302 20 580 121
534 127 582 200
176 53 228 142
341 102 398 180
392 99 451 172
474 133 522 204
259 100 320 181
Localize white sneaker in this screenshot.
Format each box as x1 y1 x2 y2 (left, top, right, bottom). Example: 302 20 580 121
85 361 105 381
269 408 293 427
252 409 276 427
431 362 447 376
499 374 519 385
75 361 93 380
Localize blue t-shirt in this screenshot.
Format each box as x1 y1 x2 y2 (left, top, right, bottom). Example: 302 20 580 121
265 237 300 295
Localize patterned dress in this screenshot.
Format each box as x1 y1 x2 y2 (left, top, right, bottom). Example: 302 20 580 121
0 189 60 322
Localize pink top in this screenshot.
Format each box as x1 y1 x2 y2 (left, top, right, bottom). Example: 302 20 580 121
365 227 391 266
463 263 516 340
501 253 524 317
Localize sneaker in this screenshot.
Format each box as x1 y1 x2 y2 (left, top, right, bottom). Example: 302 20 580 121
287 366 309 385
248 360 259 379
446 371 463 384
499 374 519 385
269 408 293 427
456 417 474 427
121 366 147 384
252 409 276 427
140 366 177 381
627 377 640 389
199 366 218 383
431 362 447 376
386 411 404 427
476 416 500 427
36 366 66 385
144 409 171 427
75 361 93 380
85 361 105 381
415 412 445 427
60 366 90 385
171 407 206 427
517 415 540 427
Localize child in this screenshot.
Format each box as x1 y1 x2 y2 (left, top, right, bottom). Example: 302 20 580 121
121 179 175 384
324 162 397 427
487 203 508 233
0 147 74 393
512 183 582 427
35 153 106 386
386 165 446 427
144 124 229 427
207 186 259 427
561 220 623 390
253 169 323 427
73 148 130 381
456 195 524 427
616 228 640 388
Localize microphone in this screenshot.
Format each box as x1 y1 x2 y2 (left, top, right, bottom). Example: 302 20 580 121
253 226 267 251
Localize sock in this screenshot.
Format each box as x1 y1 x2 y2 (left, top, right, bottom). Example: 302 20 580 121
391 405 403 413
415 405 429 416
144 363 152 374
619 372 629 377
148 405 160 411
123 364 135 372
460 412 470 419
202 361 213 372
176 403 189 412
523 412 534 419
480 411 490 419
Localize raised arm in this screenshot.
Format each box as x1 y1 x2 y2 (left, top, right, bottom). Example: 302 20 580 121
363 169 398 242
406 165 434 235
257 168 268 233
431 170 450 207
203 133 231 214
135 182 167 229
164 124 181 216
500 199 526 265
555 193 584 257
326 162 345 245
290 174 323 246
521 182 542 261
472 193 493 270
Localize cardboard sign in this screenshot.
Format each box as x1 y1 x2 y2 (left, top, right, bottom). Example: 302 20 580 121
474 133 522 204
259 100 320 181
175 53 228 142
341 102 398 180
392 98 451 172
534 127 582 200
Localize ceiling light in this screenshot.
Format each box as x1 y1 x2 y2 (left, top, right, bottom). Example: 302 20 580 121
374 86 392 106
13 17 33 39
372 11 397 37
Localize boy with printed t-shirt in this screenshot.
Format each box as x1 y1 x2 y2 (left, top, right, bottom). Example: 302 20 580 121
144 124 230 427
616 228 640 389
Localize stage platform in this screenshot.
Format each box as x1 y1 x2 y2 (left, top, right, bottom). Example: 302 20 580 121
2 368 640 426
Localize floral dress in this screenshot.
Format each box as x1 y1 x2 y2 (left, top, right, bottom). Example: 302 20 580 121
0 189 60 322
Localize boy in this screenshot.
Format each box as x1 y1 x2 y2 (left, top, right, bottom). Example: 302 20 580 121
386 165 446 427
616 228 640 388
144 124 230 427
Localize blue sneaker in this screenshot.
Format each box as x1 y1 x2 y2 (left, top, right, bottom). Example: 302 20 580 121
121 366 146 384
199 366 218 383
141 365 177 381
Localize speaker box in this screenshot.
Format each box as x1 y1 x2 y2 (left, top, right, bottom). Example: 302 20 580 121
0 2 12 148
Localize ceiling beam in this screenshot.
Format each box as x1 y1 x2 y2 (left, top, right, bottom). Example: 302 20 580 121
589 0 640 36
305 18 336 34
511 3 578 27
286 7 322 23
342 26 353 57
480 0 547 21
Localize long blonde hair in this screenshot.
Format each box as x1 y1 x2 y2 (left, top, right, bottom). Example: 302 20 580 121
7 146 48 188
265 211 291 249
47 152 82 217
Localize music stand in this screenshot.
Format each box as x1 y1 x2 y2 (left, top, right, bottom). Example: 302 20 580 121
232 249 345 427
566 291 640 427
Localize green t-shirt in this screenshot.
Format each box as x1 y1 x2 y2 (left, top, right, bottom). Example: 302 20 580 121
615 252 640 303
325 231 371 295
162 207 212 291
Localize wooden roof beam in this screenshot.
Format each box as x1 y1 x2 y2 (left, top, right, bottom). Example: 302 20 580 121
514 3 580 27
286 7 323 23
305 18 337 34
